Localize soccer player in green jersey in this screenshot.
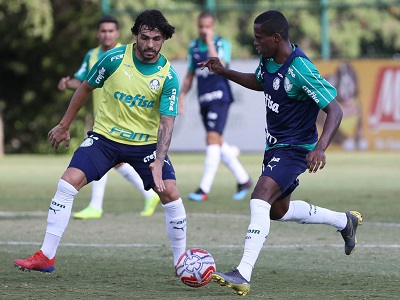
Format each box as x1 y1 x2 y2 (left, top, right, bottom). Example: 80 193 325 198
14 10 186 274
200 10 362 295
179 12 252 202
57 15 160 219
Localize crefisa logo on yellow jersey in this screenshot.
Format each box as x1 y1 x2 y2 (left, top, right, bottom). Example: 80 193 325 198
149 79 160 90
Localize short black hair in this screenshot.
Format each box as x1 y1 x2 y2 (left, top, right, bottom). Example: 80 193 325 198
97 15 119 30
131 9 175 40
198 11 215 21
254 10 289 40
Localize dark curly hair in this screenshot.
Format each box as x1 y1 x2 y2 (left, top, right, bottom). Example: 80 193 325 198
131 9 175 40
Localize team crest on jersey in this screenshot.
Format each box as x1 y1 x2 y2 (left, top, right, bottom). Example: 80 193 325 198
273 77 281 90
149 79 160 90
284 77 293 92
80 137 94 147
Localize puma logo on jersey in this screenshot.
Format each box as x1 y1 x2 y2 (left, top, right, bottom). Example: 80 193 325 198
267 157 280 170
124 70 134 80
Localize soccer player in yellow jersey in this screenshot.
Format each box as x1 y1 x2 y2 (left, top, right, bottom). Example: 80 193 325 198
58 15 160 218
14 10 186 274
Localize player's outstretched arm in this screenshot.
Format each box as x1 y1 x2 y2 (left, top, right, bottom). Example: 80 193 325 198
48 81 94 149
57 76 82 91
179 71 195 115
199 57 263 91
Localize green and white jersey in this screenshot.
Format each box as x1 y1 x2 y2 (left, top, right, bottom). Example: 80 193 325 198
255 44 336 110
86 43 179 145
255 44 337 150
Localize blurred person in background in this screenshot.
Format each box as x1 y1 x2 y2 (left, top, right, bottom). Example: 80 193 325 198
58 15 160 218
179 11 252 202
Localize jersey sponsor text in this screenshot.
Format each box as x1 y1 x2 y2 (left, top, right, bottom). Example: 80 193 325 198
302 85 320 103
113 91 155 108
95 67 106 84
265 93 280 113
109 127 150 142
169 88 177 111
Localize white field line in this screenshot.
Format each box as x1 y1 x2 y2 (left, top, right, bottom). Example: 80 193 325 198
1 211 400 227
1 241 400 249
1 211 400 249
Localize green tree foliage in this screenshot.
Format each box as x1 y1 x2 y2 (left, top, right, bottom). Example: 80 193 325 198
0 0 399 153
329 5 400 58
0 0 102 154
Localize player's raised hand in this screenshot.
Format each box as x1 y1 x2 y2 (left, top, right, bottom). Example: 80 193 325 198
204 28 214 45
57 76 70 91
198 57 224 74
48 124 70 150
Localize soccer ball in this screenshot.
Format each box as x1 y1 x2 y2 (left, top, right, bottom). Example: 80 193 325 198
176 248 216 288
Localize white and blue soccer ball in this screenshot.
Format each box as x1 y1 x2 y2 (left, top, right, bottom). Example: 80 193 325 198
176 248 216 288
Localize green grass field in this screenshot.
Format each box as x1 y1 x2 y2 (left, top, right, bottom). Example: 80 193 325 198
1 152 399 299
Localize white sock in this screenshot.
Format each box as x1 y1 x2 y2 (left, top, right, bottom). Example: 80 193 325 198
278 200 347 230
42 179 78 259
115 163 155 199
199 144 221 193
221 142 250 184
41 233 61 260
162 198 187 266
89 173 108 210
237 199 271 282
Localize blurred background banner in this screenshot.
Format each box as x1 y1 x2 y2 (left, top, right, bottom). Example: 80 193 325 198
170 59 400 152
316 60 400 151
1 0 400 154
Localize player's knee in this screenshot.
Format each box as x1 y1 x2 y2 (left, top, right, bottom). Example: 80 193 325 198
159 182 180 203
270 200 290 220
61 168 87 190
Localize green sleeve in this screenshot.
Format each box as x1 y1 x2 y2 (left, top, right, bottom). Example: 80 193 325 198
86 46 126 88
73 49 93 81
288 57 337 109
159 65 180 116
218 38 231 65
187 40 196 72
255 56 265 88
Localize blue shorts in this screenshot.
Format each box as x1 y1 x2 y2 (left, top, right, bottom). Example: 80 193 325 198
261 146 309 200
68 131 176 190
200 101 231 134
